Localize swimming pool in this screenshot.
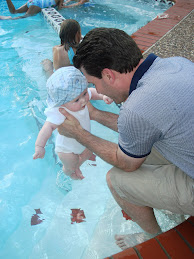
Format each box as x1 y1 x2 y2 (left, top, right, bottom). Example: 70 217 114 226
0 0 186 258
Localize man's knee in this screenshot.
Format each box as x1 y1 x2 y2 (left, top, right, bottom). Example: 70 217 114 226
106 167 125 192
106 170 112 190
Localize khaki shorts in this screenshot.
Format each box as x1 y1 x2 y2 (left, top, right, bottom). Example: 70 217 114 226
109 148 194 215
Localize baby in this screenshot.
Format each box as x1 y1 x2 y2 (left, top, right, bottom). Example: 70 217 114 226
33 66 112 180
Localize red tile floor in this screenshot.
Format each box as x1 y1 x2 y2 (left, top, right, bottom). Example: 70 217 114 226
105 0 194 258
131 0 194 53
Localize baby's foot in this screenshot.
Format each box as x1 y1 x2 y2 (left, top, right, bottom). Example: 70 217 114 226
88 153 96 161
71 168 84 180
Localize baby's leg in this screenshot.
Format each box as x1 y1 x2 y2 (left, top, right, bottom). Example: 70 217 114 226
58 152 84 180
58 152 79 175
78 148 94 167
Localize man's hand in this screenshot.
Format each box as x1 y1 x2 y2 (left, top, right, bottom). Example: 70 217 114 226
58 108 82 138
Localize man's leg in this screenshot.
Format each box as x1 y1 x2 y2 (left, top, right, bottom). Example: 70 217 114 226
106 148 194 250
106 171 161 234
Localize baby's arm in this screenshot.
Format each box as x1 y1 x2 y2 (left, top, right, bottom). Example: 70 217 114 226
89 88 113 104
33 121 57 159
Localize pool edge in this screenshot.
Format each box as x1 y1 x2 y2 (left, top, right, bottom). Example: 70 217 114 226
131 0 194 54
105 216 194 259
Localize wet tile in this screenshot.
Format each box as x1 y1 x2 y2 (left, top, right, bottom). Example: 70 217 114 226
175 220 194 247
188 216 194 224
136 238 168 259
156 229 193 259
111 248 139 259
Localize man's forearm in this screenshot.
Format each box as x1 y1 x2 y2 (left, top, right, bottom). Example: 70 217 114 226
90 105 118 132
75 128 119 167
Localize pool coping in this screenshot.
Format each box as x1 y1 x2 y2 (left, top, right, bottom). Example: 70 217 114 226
131 0 194 54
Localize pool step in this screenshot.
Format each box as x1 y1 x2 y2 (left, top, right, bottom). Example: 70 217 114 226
41 8 65 34
105 216 194 259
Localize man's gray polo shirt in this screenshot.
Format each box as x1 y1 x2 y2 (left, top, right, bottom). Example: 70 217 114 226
118 54 194 178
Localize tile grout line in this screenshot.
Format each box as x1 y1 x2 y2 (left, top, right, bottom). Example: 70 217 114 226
154 237 172 259
174 228 194 252
133 246 143 259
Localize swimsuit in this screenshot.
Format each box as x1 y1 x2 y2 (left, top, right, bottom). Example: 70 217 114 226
67 47 75 65
27 0 56 8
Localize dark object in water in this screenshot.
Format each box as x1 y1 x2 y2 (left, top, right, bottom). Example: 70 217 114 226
31 208 45 226
71 208 86 224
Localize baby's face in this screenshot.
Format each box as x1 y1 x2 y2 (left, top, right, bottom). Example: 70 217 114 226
63 89 89 112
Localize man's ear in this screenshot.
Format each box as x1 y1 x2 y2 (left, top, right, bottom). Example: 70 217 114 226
102 68 115 83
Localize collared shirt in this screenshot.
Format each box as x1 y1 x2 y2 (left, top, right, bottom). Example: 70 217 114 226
118 54 194 178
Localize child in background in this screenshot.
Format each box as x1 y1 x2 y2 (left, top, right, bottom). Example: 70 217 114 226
62 0 89 8
33 66 112 180
0 0 63 20
42 19 82 78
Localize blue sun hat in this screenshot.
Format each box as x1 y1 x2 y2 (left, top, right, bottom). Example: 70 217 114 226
46 66 88 107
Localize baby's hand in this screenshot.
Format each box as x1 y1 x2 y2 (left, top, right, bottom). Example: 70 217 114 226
103 95 113 105
33 146 45 160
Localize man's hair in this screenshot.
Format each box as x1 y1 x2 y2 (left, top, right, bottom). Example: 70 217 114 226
73 27 143 78
59 19 81 50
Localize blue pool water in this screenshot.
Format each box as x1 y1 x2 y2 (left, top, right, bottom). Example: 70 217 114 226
0 0 185 258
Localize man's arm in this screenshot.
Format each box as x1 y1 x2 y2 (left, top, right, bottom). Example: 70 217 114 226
88 102 118 132
58 107 146 171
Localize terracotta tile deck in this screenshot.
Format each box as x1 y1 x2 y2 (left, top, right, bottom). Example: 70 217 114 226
105 0 194 258
131 0 194 54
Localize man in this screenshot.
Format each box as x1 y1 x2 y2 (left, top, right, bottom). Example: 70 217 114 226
58 28 194 249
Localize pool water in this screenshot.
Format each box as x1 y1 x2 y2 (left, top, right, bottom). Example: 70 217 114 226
60 0 173 35
0 0 186 258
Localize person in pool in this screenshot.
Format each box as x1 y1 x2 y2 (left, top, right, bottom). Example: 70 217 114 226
42 19 82 78
0 0 63 20
62 0 89 8
33 66 113 180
